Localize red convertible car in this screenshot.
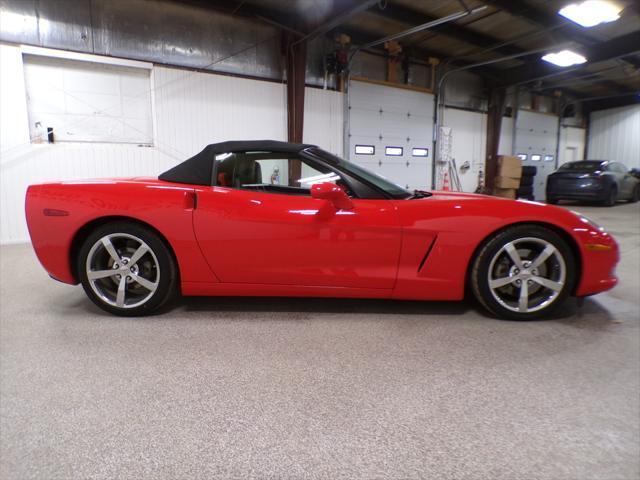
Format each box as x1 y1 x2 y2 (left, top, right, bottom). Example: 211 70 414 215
25 140 619 319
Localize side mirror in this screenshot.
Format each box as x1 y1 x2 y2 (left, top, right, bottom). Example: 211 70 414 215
311 182 354 210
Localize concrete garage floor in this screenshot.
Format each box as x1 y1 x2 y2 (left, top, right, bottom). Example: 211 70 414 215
1 203 639 480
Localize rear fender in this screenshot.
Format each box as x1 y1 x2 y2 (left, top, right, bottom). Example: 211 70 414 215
25 180 218 285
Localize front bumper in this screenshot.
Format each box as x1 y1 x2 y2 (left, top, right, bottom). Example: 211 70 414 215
574 229 619 296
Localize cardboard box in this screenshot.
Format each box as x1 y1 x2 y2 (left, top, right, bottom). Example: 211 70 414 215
494 187 516 199
494 176 520 189
497 155 522 179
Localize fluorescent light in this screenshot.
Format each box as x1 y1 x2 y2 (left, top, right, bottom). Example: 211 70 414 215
559 1 622 28
542 50 587 67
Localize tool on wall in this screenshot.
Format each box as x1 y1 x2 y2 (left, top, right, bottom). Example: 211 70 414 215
325 34 351 91
475 168 488 194
384 40 402 83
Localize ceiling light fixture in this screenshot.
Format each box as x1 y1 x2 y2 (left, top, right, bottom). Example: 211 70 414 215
559 0 622 28
542 50 588 67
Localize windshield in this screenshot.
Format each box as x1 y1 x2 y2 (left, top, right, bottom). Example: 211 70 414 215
306 147 412 199
559 161 605 172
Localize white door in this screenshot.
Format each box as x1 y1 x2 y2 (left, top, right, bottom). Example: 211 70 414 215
564 146 577 164
514 110 559 200
348 80 434 191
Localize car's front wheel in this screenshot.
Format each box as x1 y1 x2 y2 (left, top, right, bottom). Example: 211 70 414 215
78 222 178 316
471 225 575 320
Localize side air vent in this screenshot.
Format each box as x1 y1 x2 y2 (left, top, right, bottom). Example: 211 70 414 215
417 236 438 273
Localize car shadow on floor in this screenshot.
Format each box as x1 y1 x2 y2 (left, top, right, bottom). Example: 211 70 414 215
179 295 615 326
182 296 471 317
69 291 616 328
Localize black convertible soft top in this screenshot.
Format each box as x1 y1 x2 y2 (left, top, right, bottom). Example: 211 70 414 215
158 140 314 186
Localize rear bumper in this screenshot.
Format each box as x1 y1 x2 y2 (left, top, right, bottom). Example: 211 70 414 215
546 185 608 202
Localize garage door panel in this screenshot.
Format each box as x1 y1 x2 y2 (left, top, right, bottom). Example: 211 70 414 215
515 110 559 200
349 80 434 190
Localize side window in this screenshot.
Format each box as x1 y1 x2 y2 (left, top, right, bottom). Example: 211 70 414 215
214 151 351 196
604 163 624 173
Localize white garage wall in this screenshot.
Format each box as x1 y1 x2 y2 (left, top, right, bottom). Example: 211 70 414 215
588 105 640 169
0 43 343 244
303 87 343 157
151 66 287 172
498 116 514 156
558 126 586 166
443 107 487 192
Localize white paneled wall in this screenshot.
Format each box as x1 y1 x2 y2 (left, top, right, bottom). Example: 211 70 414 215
303 87 343 156
0 44 30 152
558 126 586 166
152 66 287 169
0 43 343 243
443 108 487 192
1 144 165 242
498 117 514 156
588 105 640 169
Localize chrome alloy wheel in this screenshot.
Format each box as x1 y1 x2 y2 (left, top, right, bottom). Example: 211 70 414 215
487 237 566 314
85 233 160 309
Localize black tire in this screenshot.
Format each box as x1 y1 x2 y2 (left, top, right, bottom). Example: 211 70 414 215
604 186 617 207
628 184 640 203
471 225 576 320
519 175 534 187
522 166 537 176
78 221 178 316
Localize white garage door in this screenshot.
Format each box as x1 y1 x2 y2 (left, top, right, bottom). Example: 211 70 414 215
348 80 434 191
514 110 559 200
23 54 153 145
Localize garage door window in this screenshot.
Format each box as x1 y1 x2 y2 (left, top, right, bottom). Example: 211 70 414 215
412 148 428 157
23 54 153 145
355 145 375 155
385 146 403 156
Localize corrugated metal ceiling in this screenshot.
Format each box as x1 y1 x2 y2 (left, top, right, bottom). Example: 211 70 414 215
198 0 640 100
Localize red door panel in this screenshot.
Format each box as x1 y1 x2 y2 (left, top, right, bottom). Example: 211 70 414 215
193 187 401 289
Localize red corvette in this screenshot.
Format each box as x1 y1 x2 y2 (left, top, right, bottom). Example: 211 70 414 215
25 140 619 319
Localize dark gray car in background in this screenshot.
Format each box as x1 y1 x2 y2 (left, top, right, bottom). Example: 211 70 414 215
546 160 640 206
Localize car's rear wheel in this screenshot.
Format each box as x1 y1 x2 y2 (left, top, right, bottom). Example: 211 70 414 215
78 222 178 316
471 225 575 320
604 186 617 207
